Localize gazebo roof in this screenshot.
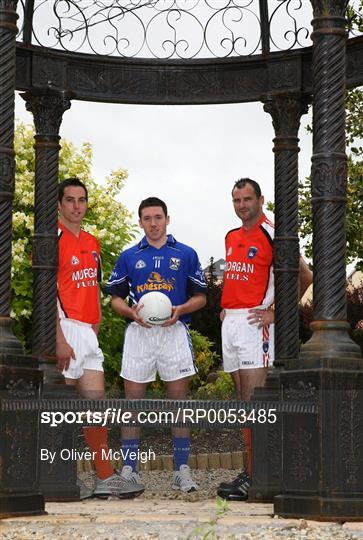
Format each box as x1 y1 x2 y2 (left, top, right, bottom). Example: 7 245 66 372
17 0 316 59
14 1 363 104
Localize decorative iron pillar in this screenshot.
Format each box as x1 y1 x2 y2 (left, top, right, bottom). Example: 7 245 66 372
21 89 79 500
21 88 71 385
275 1 363 521
248 93 308 502
0 0 23 354
0 0 44 517
264 93 309 367
300 0 361 363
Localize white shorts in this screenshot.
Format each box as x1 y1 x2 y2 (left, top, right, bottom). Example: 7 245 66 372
121 321 196 383
61 318 104 380
222 309 274 372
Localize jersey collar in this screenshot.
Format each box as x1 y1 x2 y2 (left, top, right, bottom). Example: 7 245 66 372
138 234 176 249
58 220 83 239
242 213 266 232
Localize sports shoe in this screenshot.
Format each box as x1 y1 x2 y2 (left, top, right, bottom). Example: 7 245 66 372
118 465 145 489
77 477 93 500
171 464 198 493
217 470 251 501
93 472 144 499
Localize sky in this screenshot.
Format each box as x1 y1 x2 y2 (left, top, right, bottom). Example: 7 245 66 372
15 97 313 268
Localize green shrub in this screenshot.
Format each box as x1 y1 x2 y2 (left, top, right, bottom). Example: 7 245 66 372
194 371 235 400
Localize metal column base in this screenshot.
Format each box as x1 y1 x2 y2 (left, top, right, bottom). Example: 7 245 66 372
0 353 45 517
248 369 281 503
275 364 363 522
274 495 363 522
0 493 45 518
39 383 80 501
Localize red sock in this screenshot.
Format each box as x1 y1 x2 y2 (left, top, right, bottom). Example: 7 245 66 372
83 426 114 479
242 427 253 477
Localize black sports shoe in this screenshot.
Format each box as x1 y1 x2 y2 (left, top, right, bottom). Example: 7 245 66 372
217 471 251 501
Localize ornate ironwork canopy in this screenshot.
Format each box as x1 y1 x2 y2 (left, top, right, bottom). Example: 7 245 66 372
14 0 363 103
17 0 314 58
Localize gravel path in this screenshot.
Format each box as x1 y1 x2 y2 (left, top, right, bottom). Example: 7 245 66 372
1 520 361 540
0 471 362 540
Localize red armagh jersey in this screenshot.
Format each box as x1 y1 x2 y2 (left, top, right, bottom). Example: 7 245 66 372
57 222 101 324
221 214 274 309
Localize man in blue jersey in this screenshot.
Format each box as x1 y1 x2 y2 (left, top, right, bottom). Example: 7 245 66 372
105 197 207 492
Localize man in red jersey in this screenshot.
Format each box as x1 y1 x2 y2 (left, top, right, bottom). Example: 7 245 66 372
217 178 312 500
56 178 143 500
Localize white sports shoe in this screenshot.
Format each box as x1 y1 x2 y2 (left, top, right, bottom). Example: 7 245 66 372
171 464 198 493
77 477 93 500
119 465 144 488
94 472 144 499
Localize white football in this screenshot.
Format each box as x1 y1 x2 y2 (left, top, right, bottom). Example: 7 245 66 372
138 291 172 325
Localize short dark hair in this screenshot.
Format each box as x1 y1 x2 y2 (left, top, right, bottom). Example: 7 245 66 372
232 178 262 199
138 197 168 218
58 178 88 202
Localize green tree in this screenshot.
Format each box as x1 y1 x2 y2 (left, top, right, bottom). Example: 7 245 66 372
298 3 363 269
12 121 138 386
347 1 363 33
298 88 363 270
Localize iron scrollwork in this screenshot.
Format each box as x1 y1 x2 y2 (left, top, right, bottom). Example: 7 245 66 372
284 380 318 402
17 0 312 59
339 388 361 486
287 426 313 483
269 0 311 52
5 377 38 399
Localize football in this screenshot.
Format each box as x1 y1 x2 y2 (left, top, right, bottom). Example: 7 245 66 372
138 291 173 325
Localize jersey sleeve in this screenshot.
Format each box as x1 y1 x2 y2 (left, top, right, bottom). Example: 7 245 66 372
187 249 207 295
97 255 102 283
104 253 130 298
57 228 65 285
97 240 102 283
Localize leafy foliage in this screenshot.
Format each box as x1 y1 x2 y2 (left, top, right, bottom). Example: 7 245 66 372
194 371 235 400
12 121 137 386
188 329 222 395
347 0 363 33
192 257 223 356
190 497 231 539
297 2 363 269
298 88 363 270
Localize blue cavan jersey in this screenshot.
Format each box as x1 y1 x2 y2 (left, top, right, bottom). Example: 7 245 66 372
105 234 207 323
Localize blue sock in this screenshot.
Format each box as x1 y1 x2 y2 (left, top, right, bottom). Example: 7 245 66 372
173 437 190 470
121 438 140 471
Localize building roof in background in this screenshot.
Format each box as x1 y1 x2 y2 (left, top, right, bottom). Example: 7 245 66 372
203 258 225 280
